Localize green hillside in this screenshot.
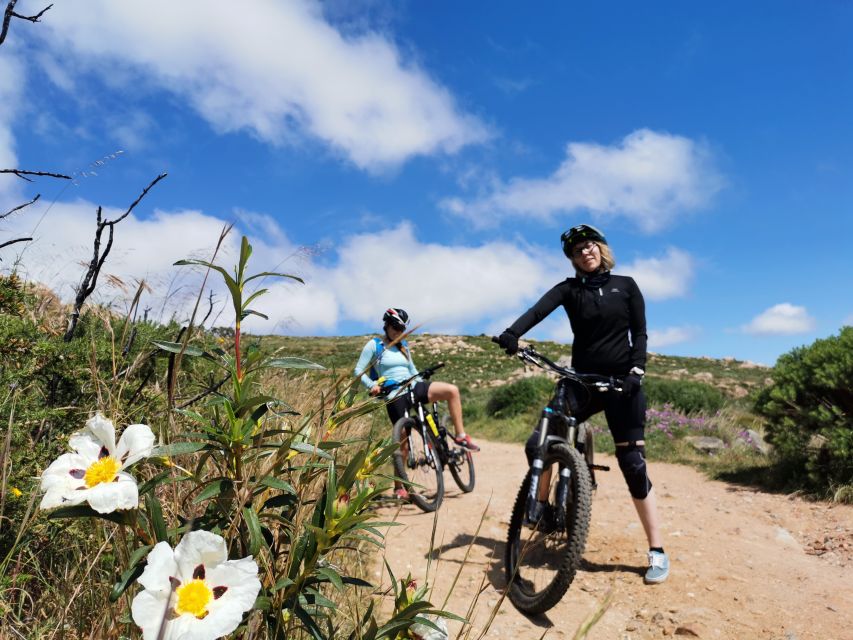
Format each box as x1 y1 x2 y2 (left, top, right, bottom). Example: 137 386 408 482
254 332 771 395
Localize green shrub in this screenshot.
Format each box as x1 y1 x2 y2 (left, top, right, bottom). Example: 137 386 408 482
644 377 725 414
485 376 554 417
754 326 853 492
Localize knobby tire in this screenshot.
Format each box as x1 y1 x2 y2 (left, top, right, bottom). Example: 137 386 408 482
449 447 476 493
505 443 592 614
392 417 444 513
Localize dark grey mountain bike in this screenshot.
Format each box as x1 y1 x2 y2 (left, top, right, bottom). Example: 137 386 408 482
495 342 620 614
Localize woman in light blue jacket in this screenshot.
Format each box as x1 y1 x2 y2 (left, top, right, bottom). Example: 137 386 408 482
355 308 478 498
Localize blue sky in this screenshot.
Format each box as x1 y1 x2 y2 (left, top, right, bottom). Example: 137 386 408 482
1 0 851 365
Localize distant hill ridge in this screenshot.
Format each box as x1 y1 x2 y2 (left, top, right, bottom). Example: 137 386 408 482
254 333 771 399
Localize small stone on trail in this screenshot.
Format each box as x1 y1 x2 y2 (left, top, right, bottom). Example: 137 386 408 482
674 626 701 637
775 527 802 551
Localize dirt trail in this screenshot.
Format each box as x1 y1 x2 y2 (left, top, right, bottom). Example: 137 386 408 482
376 440 853 640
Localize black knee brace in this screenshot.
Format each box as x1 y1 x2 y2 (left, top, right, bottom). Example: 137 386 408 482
615 442 652 499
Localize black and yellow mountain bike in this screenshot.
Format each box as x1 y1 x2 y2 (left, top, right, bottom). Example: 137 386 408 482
389 363 475 513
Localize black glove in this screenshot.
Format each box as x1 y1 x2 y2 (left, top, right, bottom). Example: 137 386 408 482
622 372 643 397
497 330 519 355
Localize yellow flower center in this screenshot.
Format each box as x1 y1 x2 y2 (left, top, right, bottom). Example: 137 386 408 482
175 579 213 618
84 456 121 488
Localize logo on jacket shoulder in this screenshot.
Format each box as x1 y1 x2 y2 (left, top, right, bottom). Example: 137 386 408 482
610 287 620 293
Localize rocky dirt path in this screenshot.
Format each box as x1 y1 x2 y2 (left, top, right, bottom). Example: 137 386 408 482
375 440 853 640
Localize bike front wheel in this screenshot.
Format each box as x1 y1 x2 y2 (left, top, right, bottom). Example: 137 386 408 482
505 443 592 614
392 417 445 512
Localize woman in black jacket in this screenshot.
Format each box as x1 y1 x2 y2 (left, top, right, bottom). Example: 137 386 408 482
496 224 669 584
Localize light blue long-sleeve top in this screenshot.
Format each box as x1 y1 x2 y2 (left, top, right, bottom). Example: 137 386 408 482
354 338 419 400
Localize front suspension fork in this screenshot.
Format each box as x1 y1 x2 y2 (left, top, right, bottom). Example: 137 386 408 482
527 412 575 524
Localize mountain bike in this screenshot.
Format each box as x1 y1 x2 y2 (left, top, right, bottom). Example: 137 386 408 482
495 342 620 614
389 363 476 513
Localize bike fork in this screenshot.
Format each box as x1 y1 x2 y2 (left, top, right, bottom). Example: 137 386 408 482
555 466 570 528
526 412 550 522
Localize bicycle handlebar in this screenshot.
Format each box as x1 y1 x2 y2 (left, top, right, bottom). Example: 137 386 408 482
419 362 445 380
375 362 446 397
491 336 622 393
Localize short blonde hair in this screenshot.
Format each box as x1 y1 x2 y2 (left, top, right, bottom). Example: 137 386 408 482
572 241 616 272
598 243 616 270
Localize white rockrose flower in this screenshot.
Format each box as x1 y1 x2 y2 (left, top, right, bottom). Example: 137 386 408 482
131 530 262 640
40 412 155 513
410 614 449 640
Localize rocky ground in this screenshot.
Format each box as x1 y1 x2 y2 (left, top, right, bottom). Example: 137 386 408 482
375 440 852 640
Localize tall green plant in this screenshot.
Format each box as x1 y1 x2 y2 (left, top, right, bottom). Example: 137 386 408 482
36 235 458 639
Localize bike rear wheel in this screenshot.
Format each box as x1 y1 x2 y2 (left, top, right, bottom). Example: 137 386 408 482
448 445 475 493
392 417 445 512
505 443 592 614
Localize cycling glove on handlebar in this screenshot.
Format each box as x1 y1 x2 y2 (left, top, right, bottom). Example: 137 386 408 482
497 330 519 355
622 372 643 397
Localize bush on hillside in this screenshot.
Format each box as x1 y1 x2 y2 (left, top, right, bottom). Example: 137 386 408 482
486 376 554 417
643 377 725 415
754 326 853 492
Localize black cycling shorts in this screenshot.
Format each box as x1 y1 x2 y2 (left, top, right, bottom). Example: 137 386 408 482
525 388 646 462
386 381 431 425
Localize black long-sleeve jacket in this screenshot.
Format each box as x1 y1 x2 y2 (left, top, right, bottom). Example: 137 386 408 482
507 274 647 376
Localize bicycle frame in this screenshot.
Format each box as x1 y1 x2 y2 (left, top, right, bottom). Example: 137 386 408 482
516 347 619 524
401 392 445 468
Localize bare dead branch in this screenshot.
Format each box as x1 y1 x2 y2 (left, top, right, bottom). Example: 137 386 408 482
105 173 167 225
0 169 71 182
201 289 215 326
1 193 40 219
11 3 51 22
0 236 31 251
1 1 53 47
64 174 167 341
178 374 231 410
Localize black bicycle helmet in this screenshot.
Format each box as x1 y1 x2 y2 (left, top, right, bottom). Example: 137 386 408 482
383 308 409 330
560 224 607 259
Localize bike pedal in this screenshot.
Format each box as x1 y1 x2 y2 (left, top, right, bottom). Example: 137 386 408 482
590 464 610 471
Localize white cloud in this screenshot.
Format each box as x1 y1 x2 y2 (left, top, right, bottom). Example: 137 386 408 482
648 325 700 348
38 0 489 171
324 223 554 333
843 314 853 327
6 201 562 336
5 199 238 303
35 52 76 93
742 303 816 336
105 110 156 152
443 128 722 231
0 55 24 204
620 247 695 300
